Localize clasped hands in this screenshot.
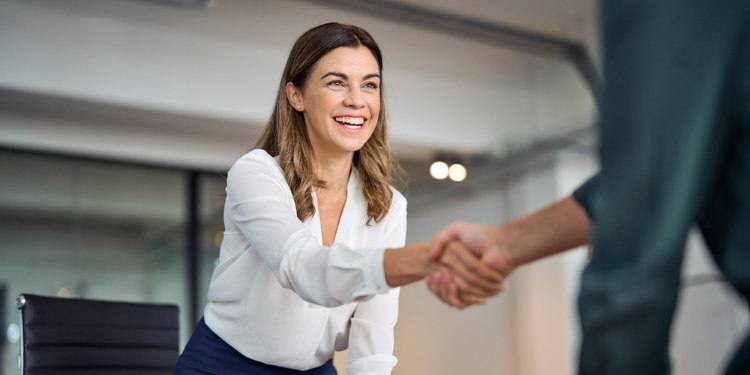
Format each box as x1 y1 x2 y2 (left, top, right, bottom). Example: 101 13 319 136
424 221 517 309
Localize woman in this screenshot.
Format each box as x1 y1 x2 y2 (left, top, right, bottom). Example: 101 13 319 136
174 22 502 375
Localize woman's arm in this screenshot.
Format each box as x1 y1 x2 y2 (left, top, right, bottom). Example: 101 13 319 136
228 152 503 309
227 153 389 307
346 203 405 375
347 289 400 375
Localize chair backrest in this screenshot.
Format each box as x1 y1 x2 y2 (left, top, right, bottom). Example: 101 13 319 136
16 294 179 375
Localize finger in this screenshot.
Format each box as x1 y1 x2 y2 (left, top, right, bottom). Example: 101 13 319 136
427 273 454 306
441 244 504 293
449 242 505 283
435 273 468 309
440 253 495 296
428 221 464 260
427 278 445 302
446 277 471 310
458 291 486 305
452 271 506 298
451 274 496 296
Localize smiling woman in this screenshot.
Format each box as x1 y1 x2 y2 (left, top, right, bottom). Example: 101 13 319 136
172 22 504 375
172 23 407 375
259 23 396 227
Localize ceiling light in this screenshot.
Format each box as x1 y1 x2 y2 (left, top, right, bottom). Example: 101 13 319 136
430 161 449 180
448 164 467 182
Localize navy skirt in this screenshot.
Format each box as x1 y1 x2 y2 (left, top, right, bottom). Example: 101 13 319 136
173 318 337 375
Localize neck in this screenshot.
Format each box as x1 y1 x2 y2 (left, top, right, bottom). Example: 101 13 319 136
313 149 353 193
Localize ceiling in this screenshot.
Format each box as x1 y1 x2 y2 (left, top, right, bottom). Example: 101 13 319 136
0 0 598 169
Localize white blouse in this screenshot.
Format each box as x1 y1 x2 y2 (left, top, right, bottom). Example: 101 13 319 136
204 149 405 375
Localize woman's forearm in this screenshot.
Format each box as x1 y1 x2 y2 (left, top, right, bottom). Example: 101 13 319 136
383 243 433 287
383 242 504 295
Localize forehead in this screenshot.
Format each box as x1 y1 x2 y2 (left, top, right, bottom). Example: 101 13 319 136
313 46 380 76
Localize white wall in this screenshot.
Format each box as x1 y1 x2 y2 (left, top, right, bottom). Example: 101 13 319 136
386 157 566 375
671 230 750 375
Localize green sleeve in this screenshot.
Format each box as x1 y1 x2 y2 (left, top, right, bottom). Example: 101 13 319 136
572 174 599 223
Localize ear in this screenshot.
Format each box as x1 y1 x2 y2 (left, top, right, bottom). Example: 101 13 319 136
285 82 304 112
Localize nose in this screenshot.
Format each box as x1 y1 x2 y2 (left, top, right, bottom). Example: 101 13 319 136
343 87 366 108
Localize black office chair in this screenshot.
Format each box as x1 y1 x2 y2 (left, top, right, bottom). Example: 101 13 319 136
15 294 179 375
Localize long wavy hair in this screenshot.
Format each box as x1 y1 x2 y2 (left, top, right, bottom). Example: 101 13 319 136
254 22 403 224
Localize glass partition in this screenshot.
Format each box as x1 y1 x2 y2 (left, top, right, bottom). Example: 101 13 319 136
0 149 191 374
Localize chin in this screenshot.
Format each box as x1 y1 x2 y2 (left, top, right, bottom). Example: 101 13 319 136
335 139 369 154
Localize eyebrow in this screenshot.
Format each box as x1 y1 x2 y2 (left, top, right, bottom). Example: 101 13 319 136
321 72 381 81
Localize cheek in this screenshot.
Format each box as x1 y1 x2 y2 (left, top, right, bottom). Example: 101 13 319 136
369 97 381 120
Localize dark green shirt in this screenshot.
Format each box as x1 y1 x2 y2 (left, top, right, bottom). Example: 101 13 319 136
573 1 750 374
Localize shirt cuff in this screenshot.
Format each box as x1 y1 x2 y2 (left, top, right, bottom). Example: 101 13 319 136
347 354 398 375
363 247 390 295
572 173 599 223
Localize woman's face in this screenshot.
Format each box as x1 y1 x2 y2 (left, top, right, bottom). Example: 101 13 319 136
289 46 381 158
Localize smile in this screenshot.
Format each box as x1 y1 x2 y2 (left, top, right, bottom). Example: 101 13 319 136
334 116 365 129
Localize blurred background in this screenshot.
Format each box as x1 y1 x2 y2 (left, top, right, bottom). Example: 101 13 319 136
0 0 747 374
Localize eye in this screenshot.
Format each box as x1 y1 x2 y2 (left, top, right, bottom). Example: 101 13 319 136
363 82 379 89
328 80 346 88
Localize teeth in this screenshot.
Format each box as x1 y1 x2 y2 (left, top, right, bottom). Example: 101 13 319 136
334 117 364 126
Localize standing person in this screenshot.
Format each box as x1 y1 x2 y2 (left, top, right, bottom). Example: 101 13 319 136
173 23 503 375
428 0 750 374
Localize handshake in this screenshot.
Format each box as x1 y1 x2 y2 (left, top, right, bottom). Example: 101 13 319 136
424 221 516 309
383 196 591 309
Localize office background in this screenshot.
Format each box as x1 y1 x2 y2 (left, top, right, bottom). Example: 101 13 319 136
0 0 747 374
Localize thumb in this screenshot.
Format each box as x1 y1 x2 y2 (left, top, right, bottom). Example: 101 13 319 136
481 246 515 276
429 222 463 260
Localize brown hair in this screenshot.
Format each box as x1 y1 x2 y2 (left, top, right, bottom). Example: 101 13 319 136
254 22 403 224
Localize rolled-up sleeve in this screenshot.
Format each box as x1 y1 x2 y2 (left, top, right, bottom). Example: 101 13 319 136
346 192 406 375
572 173 599 223
226 152 390 307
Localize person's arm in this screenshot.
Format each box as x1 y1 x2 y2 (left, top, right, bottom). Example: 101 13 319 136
228 152 501 308
427 195 593 307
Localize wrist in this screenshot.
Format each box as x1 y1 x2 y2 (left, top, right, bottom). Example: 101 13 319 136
383 243 432 287
488 225 521 271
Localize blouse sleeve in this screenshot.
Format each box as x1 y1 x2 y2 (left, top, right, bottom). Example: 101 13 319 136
225 152 390 307
346 191 406 375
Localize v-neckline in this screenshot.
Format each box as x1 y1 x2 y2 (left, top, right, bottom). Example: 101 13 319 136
311 168 355 247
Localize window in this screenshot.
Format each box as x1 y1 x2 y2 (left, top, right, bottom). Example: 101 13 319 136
0 149 225 374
